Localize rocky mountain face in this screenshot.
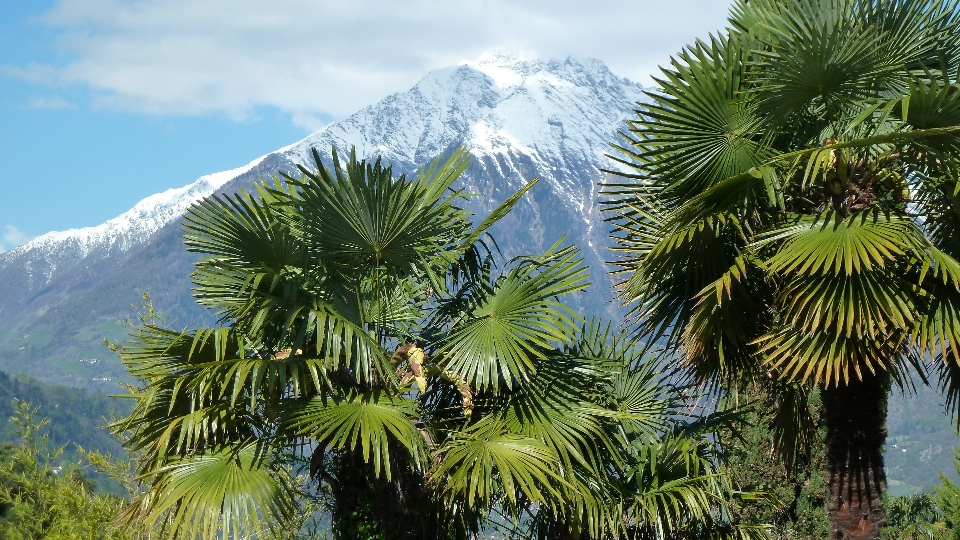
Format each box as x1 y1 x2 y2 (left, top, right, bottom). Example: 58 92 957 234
0 52 647 388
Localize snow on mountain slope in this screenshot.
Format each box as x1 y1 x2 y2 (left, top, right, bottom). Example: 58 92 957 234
0 160 261 320
0 52 647 328
280 52 644 189
272 52 647 267
10 161 259 263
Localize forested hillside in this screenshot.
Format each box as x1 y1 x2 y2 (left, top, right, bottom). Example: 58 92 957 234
888 385 960 495
0 371 127 465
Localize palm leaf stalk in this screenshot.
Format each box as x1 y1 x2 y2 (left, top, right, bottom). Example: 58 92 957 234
603 1 960 538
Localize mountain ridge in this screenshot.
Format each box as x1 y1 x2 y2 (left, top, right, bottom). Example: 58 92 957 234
0 160 264 325
0 52 647 388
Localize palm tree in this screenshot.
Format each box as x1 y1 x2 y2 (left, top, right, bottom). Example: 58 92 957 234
109 147 759 539
603 1 960 538
882 493 946 540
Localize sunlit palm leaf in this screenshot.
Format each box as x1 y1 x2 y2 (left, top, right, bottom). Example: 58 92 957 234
621 212 746 351
605 4 960 504
778 271 917 339
602 362 675 440
281 393 425 479
123 441 294 540
439 244 588 390
184 180 301 273
625 32 767 201
495 353 613 475
433 419 566 508
624 435 734 539
184 181 303 320
761 212 925 275
901 76 960 130
743 0 906 121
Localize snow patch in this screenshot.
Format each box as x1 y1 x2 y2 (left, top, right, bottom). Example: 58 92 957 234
6 157 264 260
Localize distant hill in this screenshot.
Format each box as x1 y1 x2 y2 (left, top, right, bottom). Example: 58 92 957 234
886 384 960 495
0 371 128 468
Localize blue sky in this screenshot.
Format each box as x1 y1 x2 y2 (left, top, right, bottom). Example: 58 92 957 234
0 0 733 251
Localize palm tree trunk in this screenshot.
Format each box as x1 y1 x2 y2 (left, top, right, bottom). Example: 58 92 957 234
821 372 889 539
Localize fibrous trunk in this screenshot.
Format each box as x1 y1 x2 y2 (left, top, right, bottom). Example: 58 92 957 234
821 372 888 539
327 448 429 540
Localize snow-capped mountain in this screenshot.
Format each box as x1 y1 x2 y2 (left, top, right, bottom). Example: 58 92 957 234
0 52 649 386
282 53 642 180
273 53 646 261
21 163 260 261
0 161 265 323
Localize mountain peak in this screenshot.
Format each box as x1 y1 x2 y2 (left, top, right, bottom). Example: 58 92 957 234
461 51 544 90
460 52 622 92
0 54 648 335
286 52 647 174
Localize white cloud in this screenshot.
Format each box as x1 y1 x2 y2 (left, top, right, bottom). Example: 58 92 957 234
7 0 733 126
3 225 33 249
25 95 77 109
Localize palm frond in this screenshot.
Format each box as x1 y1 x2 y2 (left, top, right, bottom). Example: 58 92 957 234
760 211 925 276
121 441 295 540
281 147 474 281
280 392 426 479
432 419 566 508
745 0 906 121
681 254 771 385
627 32 767 201
439 243 588 390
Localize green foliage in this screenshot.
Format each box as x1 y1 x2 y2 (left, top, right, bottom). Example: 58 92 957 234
0 400 144 540
932 447 960 539
883 493 947 540
0 397 330 540
0 370 129 494
0 371 127 456
718 385 830 539
878 441 960 539
603 1 960 533
605 0 960 392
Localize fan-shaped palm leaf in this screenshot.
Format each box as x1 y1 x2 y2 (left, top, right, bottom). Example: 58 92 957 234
622 32 767 201
439 243 588 390
280 147 473 281
281 392 426 479
122 441 295 540
432 419 566 508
